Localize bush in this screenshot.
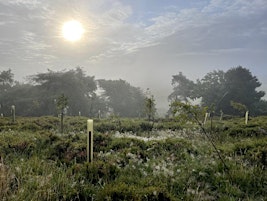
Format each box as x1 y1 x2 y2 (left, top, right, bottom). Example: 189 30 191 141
139 122 153 132
72 161 119 185
97 182 172 201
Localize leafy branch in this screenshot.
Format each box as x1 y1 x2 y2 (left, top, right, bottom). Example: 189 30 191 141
171 101 232 181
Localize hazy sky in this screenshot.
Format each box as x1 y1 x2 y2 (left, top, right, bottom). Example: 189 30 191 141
0 0 266 114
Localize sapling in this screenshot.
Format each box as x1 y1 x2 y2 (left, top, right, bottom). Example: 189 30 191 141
56 94 68 133
171 101 232 181
144 88 156 122
230 101 247 115
145 95 156 122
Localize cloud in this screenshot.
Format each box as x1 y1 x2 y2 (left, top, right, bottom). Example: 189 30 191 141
0 0 41 9
0 0 266 107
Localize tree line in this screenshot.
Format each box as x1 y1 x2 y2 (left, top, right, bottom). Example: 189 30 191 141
0 68 152 118
0 66 266 117
169 66 267 116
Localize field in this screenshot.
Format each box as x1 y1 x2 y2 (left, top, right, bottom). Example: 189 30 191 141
0 116 267 200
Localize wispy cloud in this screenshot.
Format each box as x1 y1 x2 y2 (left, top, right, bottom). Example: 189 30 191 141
0 0 41 9
0 0 266 86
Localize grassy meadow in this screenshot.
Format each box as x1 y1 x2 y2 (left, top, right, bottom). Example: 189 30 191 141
0 115 267 200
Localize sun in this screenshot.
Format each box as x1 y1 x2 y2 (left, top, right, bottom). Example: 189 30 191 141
62 20 85 42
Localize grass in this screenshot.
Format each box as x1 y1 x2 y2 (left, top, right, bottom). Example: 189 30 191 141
0 115 266 200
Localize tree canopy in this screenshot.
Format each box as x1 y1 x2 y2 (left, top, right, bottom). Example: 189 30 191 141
222 67 265 115
0 66 266 117
30 67 97 116
0 68 147 117
0 69 14 90
169 66 266 115
168 72 197 102
98 79 146 117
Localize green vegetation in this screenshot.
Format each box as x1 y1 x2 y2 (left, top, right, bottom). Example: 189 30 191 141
0 115 266 200
169 66 267 116
1 66 267 119
0 68 146 118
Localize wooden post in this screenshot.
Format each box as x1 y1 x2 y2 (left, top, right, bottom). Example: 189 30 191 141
220 110 223 121
87 119 93 162
60 109 64 134
203 113 209 125
98 110 101 119
210 112 213 132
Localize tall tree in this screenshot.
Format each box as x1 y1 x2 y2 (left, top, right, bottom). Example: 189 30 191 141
222 66 265 115
168 72 197 103
0 69 15 115
98 79 145 117
199 70 226 113
0 83 41 116
169 67 266 115
30 67 97 116
0 69 14 91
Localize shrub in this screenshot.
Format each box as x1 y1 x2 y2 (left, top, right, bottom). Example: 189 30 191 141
139 122 153 132
72 161 119 185
97 182 172 201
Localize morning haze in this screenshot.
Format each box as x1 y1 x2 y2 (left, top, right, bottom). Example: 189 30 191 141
1 2 267 199
0 0 266 115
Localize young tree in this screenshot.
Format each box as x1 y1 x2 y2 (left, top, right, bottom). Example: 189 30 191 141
171 101 230 175
230 101 247 116
145 94 156 121
56 93 68 133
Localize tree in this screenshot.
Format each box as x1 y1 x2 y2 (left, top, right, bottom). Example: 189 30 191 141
222 66 265 115
56 93 68 133
0 69 14 91
0 83 41 116
198 70 226 112
0 70 39 116
252 100 267 115
30 67 97 116
169 67 266 116
0 69 14 114
171 101 230 174
168 72 197 103
144 90 156 121
230 101 247 115
98 79 146 117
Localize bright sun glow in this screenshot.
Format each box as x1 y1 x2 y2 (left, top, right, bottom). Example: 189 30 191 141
62 20 84 42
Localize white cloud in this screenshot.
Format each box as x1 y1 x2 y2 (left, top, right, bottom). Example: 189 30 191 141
0 0 41 9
